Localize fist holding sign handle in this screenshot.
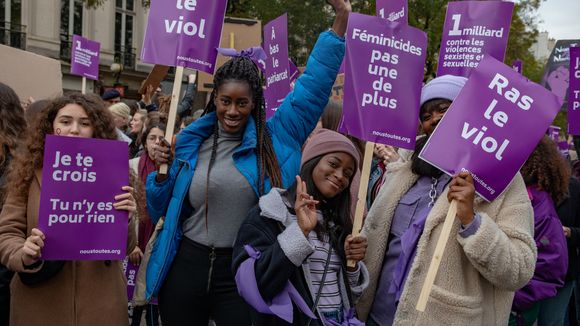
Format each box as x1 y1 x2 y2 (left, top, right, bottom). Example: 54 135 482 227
447 172 476 225
416 173 475 312
153 138 174 182
22 228 45 267
26 185 136 265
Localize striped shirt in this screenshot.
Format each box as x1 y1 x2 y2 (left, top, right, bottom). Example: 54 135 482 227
299 212 361 313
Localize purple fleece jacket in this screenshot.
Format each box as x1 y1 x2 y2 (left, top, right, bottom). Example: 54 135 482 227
512 186 568 312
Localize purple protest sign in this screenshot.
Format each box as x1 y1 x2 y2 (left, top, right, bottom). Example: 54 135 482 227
141 0 227 74
512 59 523 74
420 56 561 201
123 258 139 301
289 60 300 86
38 135 129 260
70 35 100 80
338 59 346 75
548 125 561 142
259 58 299 87
569 47 580 135
264 14 291 119
376 0 407 23
559 141 570 158
437 1 514 77
341 13 427 150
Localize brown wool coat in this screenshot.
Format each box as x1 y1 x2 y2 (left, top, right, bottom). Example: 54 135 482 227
357 160 537 325
0 171 136 326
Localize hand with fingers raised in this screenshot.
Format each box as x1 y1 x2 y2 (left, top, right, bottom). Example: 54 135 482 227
294 176 320 237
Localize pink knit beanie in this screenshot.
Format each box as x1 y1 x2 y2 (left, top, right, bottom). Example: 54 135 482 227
301 128 360 171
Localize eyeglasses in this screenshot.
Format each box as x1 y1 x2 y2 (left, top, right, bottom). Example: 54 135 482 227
147 135 165 142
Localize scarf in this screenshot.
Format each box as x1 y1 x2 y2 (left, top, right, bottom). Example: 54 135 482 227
137 152 158 249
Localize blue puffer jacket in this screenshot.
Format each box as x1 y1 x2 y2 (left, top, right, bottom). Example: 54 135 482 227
144 31 345 300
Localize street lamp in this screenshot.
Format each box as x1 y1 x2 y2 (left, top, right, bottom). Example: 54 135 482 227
110 62 124 84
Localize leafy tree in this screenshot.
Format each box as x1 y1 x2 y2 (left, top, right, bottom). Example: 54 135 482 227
504 0 545 83
84 0 544 82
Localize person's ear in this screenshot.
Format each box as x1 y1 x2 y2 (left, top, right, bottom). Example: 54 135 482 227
212 90 218 107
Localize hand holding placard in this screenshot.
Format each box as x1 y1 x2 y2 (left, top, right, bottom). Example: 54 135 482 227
38 136 129 260
22 228 45 267
417 56 561 310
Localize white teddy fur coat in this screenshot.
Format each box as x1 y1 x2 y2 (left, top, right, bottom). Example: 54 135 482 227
357 159 537 326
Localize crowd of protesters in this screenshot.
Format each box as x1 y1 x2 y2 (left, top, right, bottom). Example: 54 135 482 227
0 0 579 325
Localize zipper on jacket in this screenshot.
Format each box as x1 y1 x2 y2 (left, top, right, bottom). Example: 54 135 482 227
206 249 217 294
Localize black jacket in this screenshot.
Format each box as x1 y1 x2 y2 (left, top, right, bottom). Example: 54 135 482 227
556 177 580 281
232 190 368 326
233 205 324 326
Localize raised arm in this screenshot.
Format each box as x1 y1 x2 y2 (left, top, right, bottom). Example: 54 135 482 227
267 1 351 148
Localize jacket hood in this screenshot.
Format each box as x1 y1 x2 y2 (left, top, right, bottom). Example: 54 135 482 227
259 188 294 227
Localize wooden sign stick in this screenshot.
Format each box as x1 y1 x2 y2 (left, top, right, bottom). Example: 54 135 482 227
159 65 184 175
416 199 458 311
347 141 375 268
81 77 86 94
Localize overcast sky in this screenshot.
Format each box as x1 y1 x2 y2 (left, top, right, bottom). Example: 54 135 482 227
537 0 580 40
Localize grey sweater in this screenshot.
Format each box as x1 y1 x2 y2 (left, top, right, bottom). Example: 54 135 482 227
183 124 257 247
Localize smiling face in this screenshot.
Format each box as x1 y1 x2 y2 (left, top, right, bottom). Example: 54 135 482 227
52 104 94 138
312 152 355 199
420 99 451 136
214 80 254 134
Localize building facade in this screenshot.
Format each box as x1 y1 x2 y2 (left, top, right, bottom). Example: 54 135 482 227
1 0 263 106
531 31 556 63
1 0 155 99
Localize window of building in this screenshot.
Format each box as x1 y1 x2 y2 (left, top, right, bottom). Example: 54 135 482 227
115 0 136 69
60 0 83 36
60 0 83 60
1 0 25 49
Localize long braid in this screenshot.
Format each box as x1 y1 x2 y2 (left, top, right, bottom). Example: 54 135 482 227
254 96 282 195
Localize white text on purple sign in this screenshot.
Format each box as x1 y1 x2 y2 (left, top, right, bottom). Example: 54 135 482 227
48 199 114 227
351 28 422 110
573 55 580 111
461 73 533 161
165 0 206 39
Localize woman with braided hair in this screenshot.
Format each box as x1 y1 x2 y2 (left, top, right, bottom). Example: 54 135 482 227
145 1 351 324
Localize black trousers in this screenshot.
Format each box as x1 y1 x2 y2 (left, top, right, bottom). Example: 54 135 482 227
158 237 251 326
0 265 13 326
131 304 159 326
